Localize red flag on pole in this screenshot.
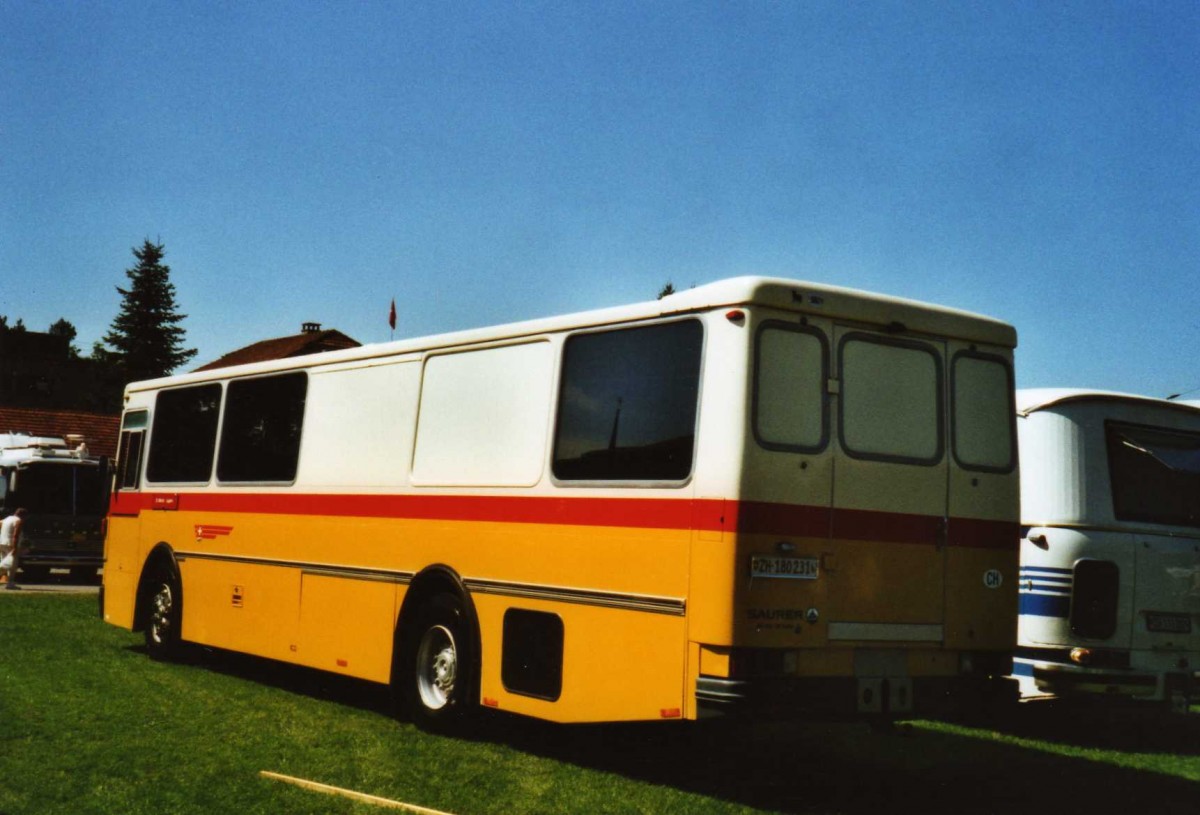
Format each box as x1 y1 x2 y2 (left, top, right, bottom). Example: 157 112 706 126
388 298 396 331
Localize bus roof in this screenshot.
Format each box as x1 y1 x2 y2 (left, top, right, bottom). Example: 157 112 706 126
1017 388 1200 417
127 276 1016 394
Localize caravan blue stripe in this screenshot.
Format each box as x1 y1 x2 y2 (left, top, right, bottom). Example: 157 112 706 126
1020 593 1070 618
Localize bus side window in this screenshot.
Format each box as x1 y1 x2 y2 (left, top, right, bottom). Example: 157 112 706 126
117 432 144 489
217 372 308 484
552 320 703 483
117 410 149 490
146 384 222 484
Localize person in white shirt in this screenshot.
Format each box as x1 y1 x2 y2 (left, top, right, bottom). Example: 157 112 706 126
0 508 27 589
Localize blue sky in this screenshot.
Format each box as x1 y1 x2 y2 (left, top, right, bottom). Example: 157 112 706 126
2 1 1197 396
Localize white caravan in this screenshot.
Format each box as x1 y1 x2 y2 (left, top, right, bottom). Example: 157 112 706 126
1015 389 1200 711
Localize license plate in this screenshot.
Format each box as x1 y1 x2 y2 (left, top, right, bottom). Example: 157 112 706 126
750 555 819 580
1146 613 1192 634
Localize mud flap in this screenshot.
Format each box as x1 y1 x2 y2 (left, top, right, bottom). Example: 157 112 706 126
856 677 913 714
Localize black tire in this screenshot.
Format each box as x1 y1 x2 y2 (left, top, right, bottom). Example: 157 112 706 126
17 564 49 584
402 592 475 729
143 565 183 661
68 567 98 584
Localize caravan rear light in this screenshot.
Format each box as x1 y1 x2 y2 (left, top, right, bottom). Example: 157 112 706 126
1067 648 1129 669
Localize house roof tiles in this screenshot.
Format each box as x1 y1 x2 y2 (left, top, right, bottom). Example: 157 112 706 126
194 329 360 372
0 406 120 459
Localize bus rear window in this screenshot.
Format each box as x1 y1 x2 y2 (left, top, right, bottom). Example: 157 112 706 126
839 336 942 464
552 320 702 482
1106 421 1200 529
147 384 222 483
952 353 1015 472
754 324 827 452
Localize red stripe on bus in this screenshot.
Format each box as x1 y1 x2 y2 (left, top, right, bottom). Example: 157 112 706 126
109 492 1016 549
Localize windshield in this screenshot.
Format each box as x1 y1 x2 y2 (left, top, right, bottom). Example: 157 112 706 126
8 462 106 517
1106 421 1200 529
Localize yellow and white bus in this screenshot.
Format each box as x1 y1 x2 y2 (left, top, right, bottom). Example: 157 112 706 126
101 277 1019 726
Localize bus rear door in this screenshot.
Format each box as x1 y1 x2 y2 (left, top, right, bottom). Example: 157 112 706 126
829 326 949 713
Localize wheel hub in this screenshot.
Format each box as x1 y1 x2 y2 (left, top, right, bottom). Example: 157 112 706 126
416 624 458 710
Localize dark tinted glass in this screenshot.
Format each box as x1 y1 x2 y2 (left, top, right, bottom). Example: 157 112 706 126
552 320 702 482
10 462 105 516
147 384 222 483
117 431 144 489
1106 421 1200 529
217 373 308 483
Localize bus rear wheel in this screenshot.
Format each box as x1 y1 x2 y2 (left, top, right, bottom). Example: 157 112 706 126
144 568 182 661
404 593 474 729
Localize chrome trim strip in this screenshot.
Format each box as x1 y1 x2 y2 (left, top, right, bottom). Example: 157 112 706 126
175 551 413 584
464 578 686 616
174 551 685 615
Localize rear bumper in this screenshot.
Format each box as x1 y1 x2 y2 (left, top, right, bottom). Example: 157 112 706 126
1014 653 1194 707
696 674 1017 720
20 549 103 570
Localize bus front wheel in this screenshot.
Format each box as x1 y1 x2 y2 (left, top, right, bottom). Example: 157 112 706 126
404 593 474 728
144 567 182 661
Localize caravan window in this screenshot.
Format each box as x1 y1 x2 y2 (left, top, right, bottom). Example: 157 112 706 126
147 384 222 483
1106 421 1200 529
217 373 308 484
754 323 827 452
952 353 1015 472
839 335 942 464
552 320 702 482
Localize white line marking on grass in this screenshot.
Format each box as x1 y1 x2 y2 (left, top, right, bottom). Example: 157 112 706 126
260 770 459 814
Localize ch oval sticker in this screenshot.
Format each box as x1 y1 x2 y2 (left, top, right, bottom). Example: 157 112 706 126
983 569 1004 589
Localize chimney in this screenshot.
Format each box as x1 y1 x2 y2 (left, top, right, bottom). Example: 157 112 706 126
302 322 322 334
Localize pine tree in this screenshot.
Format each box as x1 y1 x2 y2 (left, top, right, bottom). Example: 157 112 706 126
101 240 197 381
48 318 80 358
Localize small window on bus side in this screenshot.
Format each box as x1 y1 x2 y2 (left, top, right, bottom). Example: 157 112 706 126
754 323 827 452
217 372 308 484
552 320 703 483
146 384 222 483
951 353 1015 472
839 335 942 464
117 410 148 489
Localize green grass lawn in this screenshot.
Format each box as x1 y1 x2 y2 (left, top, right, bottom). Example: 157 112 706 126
2 593 1199 814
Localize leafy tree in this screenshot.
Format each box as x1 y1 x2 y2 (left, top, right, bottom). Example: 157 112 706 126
48 318 80 358
100 240 197 381
657 281 676 299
